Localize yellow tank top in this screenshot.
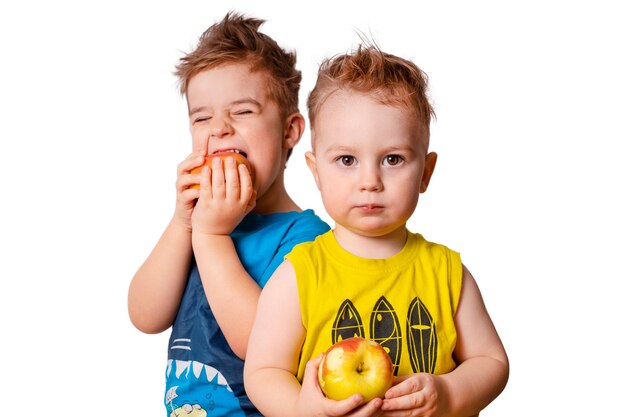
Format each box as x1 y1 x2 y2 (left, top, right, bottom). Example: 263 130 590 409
287 230 462 381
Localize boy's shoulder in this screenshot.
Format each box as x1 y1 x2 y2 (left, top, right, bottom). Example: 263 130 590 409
408 231 460 260
233 210 329 253
238 209 328 231
280 209 330 238
287 227 331 249
232 210 330 287
407 231 455 249
282 229 332 266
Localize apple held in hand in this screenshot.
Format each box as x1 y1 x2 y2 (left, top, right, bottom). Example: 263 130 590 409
318 337 393 403
190 151 254 190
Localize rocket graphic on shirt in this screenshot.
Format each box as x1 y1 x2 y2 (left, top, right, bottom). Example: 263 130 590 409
331 296 437 374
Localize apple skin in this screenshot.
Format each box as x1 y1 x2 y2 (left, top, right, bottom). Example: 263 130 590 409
318 337 394 403
190 152 253 190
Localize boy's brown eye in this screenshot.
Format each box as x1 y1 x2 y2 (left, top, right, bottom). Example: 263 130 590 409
340 156 355 166
385 155 402 166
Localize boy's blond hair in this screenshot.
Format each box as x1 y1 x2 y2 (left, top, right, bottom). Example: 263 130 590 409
175 11 301 118
307 44 435 140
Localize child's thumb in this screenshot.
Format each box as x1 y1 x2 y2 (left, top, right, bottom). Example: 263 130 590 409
304 353 324 387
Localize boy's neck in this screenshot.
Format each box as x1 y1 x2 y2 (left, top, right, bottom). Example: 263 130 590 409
333 226 408 259
253 174 301 215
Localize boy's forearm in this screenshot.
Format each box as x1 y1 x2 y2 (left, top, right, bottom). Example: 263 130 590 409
128 219 193 334
192 233 261 359
244 367 301 417
440 355 509 416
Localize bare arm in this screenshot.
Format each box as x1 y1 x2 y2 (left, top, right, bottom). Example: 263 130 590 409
245 261 381 417
128 219 192 334
440 265 509 415
191 157 258 358
192 234 260 358
128 150 204 334
244 260 306 415
381 265 509 416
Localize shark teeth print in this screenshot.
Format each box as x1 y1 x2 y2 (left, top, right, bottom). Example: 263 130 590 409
166 360 233 392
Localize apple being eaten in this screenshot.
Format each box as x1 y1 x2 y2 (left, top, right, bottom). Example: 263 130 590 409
318 337 393 403
190 151 254 190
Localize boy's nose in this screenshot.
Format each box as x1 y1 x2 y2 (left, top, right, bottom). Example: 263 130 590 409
358 167 383 192
209 116 233 138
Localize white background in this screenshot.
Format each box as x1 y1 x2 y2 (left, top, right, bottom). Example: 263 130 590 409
1 1 624 415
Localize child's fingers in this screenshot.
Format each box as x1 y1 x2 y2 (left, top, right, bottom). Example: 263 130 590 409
177 150 205 176
245 190 257 213
176 170 202 192
176 151 206 192
180 188 200 204
385 375 423 398
381 395 419 413
199 165 212 198
347 397 383 417
381 394 434 415
323 394 367 416
238 163 254 204
223 156 241 201
302 354 323 389
381 374 436 413
210 156 225 198
302 354 378 417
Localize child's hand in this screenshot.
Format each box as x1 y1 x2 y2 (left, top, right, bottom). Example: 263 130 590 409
172 149 205 231
295 355 384 417
191 154 256 236
380 373 448 417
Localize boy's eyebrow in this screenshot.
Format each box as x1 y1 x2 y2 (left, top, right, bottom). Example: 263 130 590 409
230 98 262 108
189 98 262 116
189 106 209 116
383 145 417 153
323 145 355 153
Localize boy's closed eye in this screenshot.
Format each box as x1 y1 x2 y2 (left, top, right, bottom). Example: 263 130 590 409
230 100 261 117
233 109 254 116
190 110 213 124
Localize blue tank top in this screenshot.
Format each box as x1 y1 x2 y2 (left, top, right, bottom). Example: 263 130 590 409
165 210 329 416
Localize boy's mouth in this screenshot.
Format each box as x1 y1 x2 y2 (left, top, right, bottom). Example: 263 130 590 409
356 204 384 213
212 149 248 159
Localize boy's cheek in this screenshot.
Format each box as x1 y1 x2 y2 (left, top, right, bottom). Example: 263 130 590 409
191 130 209 152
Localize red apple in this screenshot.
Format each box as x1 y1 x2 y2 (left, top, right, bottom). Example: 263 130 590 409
318 337 393 403
190 151 254 190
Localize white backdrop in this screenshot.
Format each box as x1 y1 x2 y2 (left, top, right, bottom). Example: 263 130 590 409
1 1 624 415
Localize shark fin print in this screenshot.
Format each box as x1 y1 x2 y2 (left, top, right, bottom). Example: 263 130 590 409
332 299 364 343
369 296 402 375
406 297 438 373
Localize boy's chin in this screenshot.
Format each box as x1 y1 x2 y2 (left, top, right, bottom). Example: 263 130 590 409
344 222 407 239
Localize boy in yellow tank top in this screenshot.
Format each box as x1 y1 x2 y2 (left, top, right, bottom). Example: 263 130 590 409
244 42 509 417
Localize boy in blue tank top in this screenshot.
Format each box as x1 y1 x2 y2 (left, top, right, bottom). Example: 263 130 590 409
128 12 329 416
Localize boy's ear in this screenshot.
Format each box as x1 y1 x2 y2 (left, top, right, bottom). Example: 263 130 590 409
305 151 321 190
283 113 305 150
419 152 438 193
